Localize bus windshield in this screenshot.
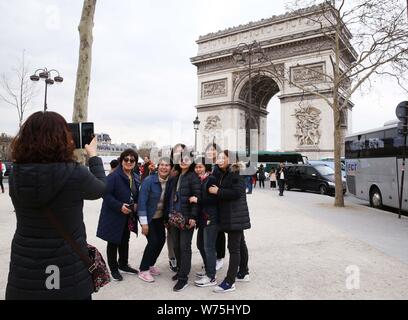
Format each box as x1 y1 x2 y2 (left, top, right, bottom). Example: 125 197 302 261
314 165 334 176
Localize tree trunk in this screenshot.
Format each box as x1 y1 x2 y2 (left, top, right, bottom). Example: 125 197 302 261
73 0 96 123
72 0 96 163
333 99 344 207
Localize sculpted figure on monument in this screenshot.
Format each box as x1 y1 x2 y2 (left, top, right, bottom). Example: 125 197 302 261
293 105 321 146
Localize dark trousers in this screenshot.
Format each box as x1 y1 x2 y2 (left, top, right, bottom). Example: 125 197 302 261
140 218 166 271
278 179 285 195
107 220 130 272
225 230 249 285
197 224 219 279
259 179 265 188
245 176 253 194
216 231 226 259
0 175 4 193
270 181 276 188
170 226 194 281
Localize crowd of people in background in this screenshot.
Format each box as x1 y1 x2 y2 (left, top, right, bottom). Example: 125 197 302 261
4 111 252 300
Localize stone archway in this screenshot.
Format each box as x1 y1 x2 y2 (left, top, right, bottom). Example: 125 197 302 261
233 72 281 151
191 4 354 159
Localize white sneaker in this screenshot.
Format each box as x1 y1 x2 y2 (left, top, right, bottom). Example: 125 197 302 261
195 276 217 287
196 270 206 278
196 265 206 278
216 259 224 271
236 273 250 282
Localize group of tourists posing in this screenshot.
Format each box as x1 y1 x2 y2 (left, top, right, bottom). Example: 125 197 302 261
97 143 251 293
5 111 251 300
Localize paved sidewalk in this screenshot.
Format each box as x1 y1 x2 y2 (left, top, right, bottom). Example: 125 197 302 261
1 183 408 300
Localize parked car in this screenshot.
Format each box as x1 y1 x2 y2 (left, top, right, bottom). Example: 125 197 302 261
307 160 346 179
285 163 347 195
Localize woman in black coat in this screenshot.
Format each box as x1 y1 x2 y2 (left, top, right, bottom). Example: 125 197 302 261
6 111 106 300
209 150 251 293
204 142 226 271
97 149 140 281
165 147 201 292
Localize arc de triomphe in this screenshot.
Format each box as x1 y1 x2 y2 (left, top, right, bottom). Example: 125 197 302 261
191 4 354 160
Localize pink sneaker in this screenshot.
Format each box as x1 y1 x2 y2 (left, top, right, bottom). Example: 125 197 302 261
138 270 155 283
149 266 161 276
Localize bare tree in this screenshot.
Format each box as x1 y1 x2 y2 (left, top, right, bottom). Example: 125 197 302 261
0 133 13 161
72 0 97 163
0 51 37 127
73 0 96 123
264 0 408 207
138 140 158 159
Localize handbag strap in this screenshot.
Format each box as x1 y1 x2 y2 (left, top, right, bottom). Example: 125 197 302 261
40 164 95 273
43 207 96 273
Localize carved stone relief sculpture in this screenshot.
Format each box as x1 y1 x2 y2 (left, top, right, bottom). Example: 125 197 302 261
293 105 321 146
201 79 227 99
291 64 324 83
203 115 222 147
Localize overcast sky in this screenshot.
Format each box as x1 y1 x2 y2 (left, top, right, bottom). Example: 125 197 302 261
0 0 406 150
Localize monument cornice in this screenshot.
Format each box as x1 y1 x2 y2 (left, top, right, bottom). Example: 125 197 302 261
196 101 269 116
191 31 329 65
196 3 330 43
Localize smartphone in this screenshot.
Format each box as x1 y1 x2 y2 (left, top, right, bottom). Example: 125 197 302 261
67 122 94 149
81 122 94 148
67 123 80 149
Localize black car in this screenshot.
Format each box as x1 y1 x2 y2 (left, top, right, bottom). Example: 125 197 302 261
285 164 346 195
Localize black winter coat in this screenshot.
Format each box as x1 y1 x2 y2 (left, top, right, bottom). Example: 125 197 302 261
166 171 201 222
276 166 287 180
197 174 219 228
216 164 251 232
6 157 106 300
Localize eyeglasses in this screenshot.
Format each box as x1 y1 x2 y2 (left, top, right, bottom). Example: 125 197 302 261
123 157 136 163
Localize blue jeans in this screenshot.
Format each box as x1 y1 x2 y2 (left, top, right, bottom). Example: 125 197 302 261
197 224 219 279
246 176 253 193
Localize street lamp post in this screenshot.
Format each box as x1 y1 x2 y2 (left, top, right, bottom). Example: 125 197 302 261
232 40 265 156
30 68 63 112
193 115 200 155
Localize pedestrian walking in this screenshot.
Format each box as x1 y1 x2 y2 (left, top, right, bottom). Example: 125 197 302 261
269 168 277 189
257 164 266 188
166 147 201 292
276 162 287 196
209 150 251 293
97 149 140 281
137 157 172 283
5 111 106 300
189 157 219 287
0 160 5 193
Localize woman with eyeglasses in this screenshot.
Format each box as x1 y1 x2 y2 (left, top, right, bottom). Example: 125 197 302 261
97 149 140 281
166 147 201 292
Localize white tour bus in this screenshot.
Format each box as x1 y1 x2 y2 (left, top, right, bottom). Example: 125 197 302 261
345 120 408 210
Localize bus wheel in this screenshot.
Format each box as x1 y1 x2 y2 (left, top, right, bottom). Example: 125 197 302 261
285 183 291 191
319 184 327 195
370 187 383 209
